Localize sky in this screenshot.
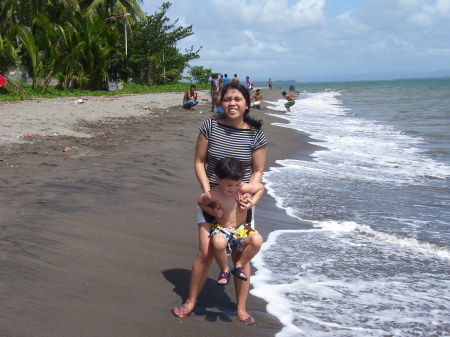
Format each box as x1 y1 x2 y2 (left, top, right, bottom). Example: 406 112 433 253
141 0 450 82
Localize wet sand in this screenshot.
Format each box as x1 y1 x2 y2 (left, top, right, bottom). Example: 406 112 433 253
0 88 313 336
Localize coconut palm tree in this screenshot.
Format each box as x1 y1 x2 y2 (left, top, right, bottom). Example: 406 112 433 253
83 0 146 21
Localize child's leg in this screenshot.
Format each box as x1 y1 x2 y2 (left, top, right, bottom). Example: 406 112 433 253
211 233 229 272
234 232 263 268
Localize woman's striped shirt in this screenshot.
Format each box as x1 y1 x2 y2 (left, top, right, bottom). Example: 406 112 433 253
200 118 267 186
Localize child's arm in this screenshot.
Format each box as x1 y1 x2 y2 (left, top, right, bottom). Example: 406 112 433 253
198 192 223 219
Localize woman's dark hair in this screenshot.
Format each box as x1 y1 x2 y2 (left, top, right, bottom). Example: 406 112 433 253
215 157 244 180
219 82 263 129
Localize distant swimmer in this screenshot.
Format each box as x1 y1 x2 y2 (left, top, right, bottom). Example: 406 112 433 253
250 88 263 109
282 91 298 112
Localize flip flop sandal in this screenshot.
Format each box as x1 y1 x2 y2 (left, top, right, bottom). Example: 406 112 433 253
239 315 256 327
170 305 191 318
231 266 248 281
217 271 231 285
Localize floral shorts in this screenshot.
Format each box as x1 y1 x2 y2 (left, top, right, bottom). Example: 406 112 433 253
209 222 258 251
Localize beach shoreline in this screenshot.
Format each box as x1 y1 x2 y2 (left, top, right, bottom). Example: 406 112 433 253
0 88 313 336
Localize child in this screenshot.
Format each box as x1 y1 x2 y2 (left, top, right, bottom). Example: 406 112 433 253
282 91 298 112
213 92 224 114
198 157 264 285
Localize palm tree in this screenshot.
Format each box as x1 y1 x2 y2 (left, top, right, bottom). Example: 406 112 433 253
83 0 146 21
12 25 39 88
0 33 18 74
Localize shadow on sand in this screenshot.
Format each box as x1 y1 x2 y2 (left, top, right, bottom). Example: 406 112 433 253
163 268 236 323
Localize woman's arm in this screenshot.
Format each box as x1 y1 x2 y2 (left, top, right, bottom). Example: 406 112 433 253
239 145 267 209
240 182 264 195
194 132 211 193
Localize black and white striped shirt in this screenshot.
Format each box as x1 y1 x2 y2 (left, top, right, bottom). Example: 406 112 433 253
200 119 267 186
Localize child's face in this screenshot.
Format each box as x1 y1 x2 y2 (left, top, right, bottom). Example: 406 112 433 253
217 178 242 196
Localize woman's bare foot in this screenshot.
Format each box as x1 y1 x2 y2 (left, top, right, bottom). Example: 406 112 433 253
237 310 256 326
170 301 195 318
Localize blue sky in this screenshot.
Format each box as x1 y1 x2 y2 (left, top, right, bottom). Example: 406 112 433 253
141 0 450 82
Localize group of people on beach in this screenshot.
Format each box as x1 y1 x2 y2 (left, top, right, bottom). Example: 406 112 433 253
182 76 298 113
209 73 254 113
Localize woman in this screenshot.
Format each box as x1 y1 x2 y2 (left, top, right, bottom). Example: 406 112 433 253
171 82 267 326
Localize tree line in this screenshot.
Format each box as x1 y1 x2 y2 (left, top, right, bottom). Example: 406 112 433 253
0 0 203 91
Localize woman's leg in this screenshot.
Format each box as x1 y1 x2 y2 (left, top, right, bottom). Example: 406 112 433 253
175 222 213 315
231 251 253 322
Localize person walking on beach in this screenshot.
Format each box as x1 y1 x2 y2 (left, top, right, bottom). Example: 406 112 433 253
210 74 220 112
245 76 253 92
223 73 230 85
198 157 264 286
219 75 224 92
182 85 198 110
231 74 240 85
171 82 267 327
282 91 298 112
268 78 272 90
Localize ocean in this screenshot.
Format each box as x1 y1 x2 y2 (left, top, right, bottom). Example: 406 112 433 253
251 78 450 337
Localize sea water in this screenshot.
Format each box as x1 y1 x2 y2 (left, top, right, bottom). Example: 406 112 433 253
251 78 450 337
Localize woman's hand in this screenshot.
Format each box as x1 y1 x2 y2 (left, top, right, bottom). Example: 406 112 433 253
237 193 253 210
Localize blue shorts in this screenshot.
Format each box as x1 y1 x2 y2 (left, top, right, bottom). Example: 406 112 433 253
183 100 198 109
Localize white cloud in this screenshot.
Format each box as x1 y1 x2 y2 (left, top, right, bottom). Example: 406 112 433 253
142 0 450 81
211 0 325 32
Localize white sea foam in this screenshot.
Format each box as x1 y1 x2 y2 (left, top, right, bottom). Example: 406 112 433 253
257 84 450 336
252 226 450 337
265 92 450 183
313 220 450 261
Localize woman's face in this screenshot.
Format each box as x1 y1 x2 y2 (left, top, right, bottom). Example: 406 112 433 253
221 88 248 120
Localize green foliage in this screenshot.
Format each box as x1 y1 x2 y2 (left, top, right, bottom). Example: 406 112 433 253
0 81 209 102
188 65 213 84
0 0 208 92
128 2 200 85
0 34 19 73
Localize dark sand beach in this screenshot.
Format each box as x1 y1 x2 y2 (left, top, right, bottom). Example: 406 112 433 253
0 88 313 336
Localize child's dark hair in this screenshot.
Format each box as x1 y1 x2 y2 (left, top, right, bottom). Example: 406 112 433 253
215 157 244 181
218 82 263 129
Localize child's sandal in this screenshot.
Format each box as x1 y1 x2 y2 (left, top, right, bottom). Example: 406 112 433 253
217 271 231 285
231 266 247 281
